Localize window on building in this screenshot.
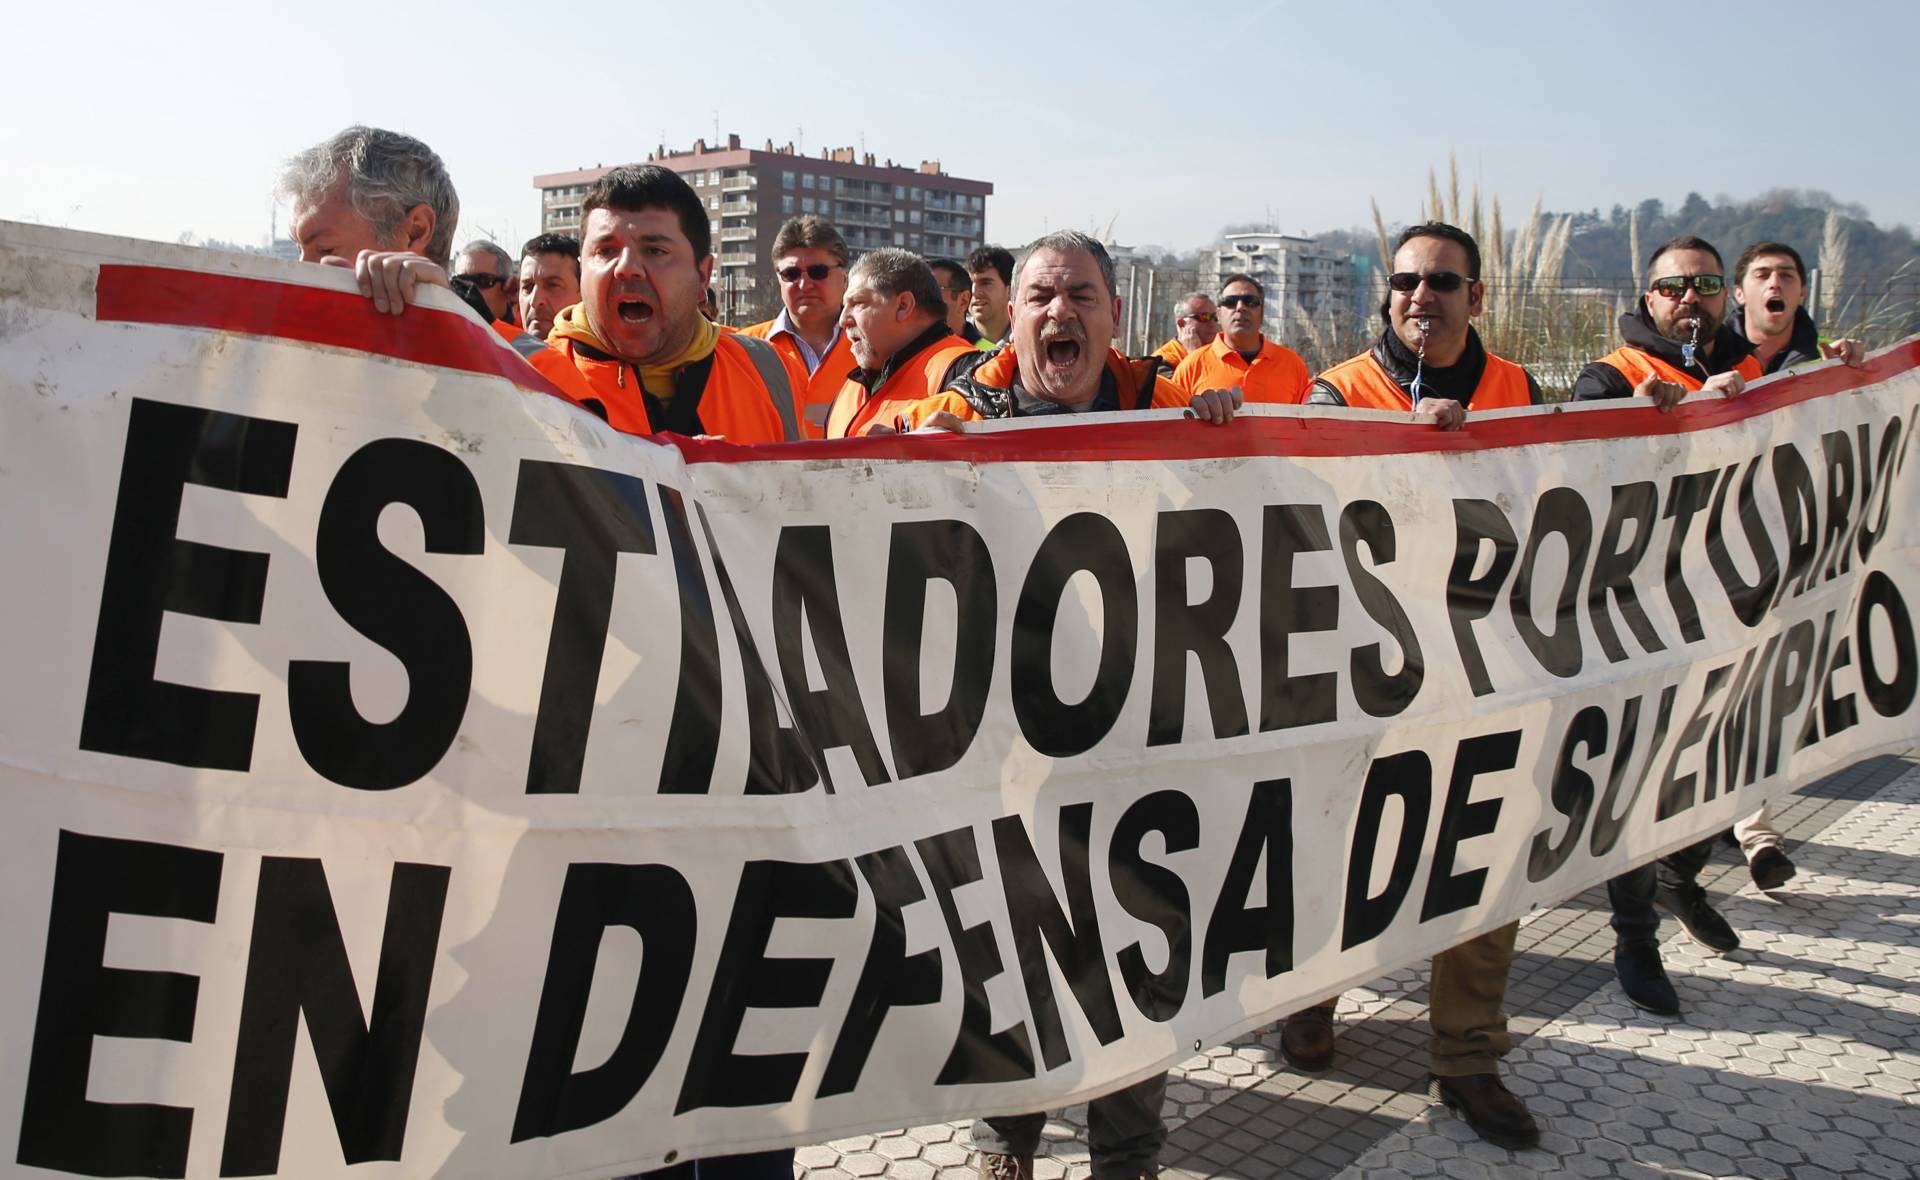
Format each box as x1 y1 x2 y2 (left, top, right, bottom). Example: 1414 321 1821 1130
707 195 719 210
710 219 720 234
894 184 906 199
783 170 795 188
909 210 921 225
782 195 795 214
802 197 815 214
894 231 905 246
802 173 816 189
910 187 922 202
894 209 906 223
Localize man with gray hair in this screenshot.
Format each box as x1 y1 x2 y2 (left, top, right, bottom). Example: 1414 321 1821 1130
1151 291 1218 368
823 249 976 437
281 125 461 315
454 239 518 325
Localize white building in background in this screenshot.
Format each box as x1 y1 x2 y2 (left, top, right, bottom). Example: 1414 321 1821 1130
1204 232 1360 331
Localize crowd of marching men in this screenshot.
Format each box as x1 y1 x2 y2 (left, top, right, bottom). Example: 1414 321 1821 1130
278 125 1869 1179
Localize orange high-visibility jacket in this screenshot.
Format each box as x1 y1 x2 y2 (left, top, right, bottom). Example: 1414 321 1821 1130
1316 350 1535 411
741 318 857 438
545 329 805 444
1172 335 1311 404
1593 346 1764 390
826 328 979 439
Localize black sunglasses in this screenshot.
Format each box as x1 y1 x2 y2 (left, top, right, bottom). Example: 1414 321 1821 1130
1218 294 1262 309
778 263 841 283
460 272 506 289
1649 274 1725 298
1388 270 1471 293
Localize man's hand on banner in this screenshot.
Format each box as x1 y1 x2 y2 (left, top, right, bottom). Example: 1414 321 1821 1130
1187 386 1243 425
1822 338 1866 368
913 410 972 434
1415 397 1466 431
1701 371 1747 398
1632 371 1689 413
327 251 451 316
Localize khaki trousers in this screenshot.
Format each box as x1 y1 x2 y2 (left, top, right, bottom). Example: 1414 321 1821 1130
1307 919 1518 1076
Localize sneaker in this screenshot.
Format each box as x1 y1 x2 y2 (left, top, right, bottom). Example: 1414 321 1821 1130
1280 1005 1335 1071
1749 846 1797 891
1431 1072 1541 1150
1654 883 1740 954
1614 939 1681 1015
977 1153 1033 1180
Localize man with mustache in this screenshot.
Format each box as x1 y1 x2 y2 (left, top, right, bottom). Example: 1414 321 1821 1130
823 249 976 438
543 165 806 442
1151 291 1219 369
1171 273 1310 404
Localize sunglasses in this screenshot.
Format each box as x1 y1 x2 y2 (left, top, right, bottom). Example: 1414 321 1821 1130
778 262 841 283
1388 270 1471 293
1181 311 1218 323
460 272 506 289
1649 274 1726 298
1218 294 1262 309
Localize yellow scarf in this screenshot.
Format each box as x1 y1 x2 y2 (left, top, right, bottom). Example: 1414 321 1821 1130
548 304 721 404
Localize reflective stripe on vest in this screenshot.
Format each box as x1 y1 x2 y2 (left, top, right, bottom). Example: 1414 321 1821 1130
1596 347 1764 392
730 331 802 441
1318 351 1533 412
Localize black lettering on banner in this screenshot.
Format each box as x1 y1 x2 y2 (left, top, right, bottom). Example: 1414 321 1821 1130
1856 417 1902 562
1701 646 1758 802
656 486 722 793
1588 481 1666 663
79 398 296 772
1657 663 1732 820
1771 443 1820 605
508 462 657 794
1818 429 1857 581
1258 505 1337 730
992 805 1123 1069
694 503 819 793
1765 620 1816 776
1148 509 1250 745
220 860 451 1175
774 526 892 787
916 826 1033 1085
1012 513 1138 757
511 864 697 1141
678 859 858 1111
1510 488 1591 679
1796 612 1842 752
1340 500 1424 717
1818 627 1861 744
1421 730 1518 920
819 847 944 1098
1342 753 1431 950
1857 571 1917 718
1528 707 1607 883
18 832 221 1178
288 440 483 791
1110 790 1199 1021
1590 687 1677 857
1201 778 1294 995
883 519 998 779
1713 637 1778 796
1705 459 1781 627
1446 500 1519 698
1661 470 1717 645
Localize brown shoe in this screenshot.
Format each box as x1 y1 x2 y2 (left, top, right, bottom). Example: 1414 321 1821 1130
1430 1072 1541 1149
1280 1006 1335 1071
976 1152 1033 1180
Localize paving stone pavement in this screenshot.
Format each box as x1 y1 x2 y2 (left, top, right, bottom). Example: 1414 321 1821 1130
794 753 1920 1180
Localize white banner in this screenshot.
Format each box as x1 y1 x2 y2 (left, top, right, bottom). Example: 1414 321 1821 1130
2 222 1916 1178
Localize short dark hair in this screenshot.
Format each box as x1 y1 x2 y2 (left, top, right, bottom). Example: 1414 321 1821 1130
581 165 710 259
521 232 581 277
966 244 1015 286
771 215 849 267
851 248 948 323
1733 241 1807 285
1218 272 1264 299
1395 221 1481 281
928 257 969 294
1016 231 1119 301
1648 234 1723 275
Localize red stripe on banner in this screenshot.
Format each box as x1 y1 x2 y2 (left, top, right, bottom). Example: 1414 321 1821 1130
94 264 567 398
668 339 1920 465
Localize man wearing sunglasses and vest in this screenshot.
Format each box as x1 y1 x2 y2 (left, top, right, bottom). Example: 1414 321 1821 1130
1171 273 1310 403
1307 222 1538 427
741 215 858 436
1572 235 1762 410
1288 222 1541 1151
1151 291 1220 369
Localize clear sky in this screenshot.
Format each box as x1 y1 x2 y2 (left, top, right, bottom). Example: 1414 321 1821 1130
5 0 1915 256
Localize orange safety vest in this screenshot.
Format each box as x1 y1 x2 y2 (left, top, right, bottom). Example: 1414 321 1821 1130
491 319 602 404
895 345 1190 428
1151 338 1188 368
1317 350 1534 412
1172 335 1311 404
741 318 857 438
826 332 979 438
1594 346 1763 391
545 330 803 444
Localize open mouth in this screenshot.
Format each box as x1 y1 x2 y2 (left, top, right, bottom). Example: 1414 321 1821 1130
1766 298 1787 313
618 298 655 324
1044 338 1081 368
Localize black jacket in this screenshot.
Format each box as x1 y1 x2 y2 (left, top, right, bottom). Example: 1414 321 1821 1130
1729 303 1824 375
1571 299 1758 400
1306 326 1540 407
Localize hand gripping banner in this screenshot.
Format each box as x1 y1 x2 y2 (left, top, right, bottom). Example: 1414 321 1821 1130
1 222 1916 1178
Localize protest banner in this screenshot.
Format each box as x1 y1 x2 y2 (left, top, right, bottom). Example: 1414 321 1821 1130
2 221 1915 1178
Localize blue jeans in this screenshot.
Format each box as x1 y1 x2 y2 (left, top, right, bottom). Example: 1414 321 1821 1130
970 1072 1167 1179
